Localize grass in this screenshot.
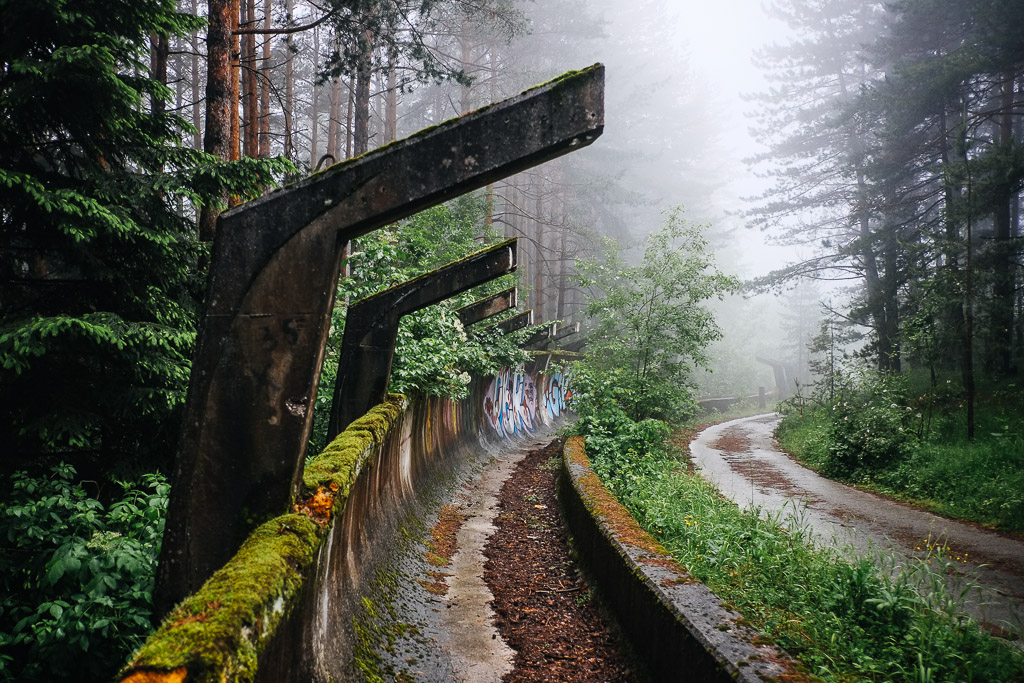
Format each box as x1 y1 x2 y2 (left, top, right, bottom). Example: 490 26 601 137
775 380 1024 534
599 447 1024 682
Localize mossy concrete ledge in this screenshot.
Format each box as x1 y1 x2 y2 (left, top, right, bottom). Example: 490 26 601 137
558 436 805 682
118 396 408 683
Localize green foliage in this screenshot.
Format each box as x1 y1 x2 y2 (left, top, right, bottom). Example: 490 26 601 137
0 0 292 471
778 374 1024 532
574 208 738 423
568 363 670 490
591 433 1024 681
821 372 918 478
0 464 168 682
310 195 529 450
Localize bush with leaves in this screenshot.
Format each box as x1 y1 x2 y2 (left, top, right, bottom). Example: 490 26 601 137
821 372 918 478
0 464 168 682
573 208 738 424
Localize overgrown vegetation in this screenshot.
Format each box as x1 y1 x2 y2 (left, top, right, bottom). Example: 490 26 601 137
776 370 1024 534
573 209 737 424
573 407 1024 681
568 207 1023 679
309 193 533 451
0 465 168 682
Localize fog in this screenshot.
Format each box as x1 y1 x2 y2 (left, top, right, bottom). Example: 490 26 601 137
503 0 805 397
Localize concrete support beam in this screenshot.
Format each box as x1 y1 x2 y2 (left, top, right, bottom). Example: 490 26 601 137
327 240 517 439
562 337 587 353
456 287 517 327
553 321 580 342
496 310 534 333
525 323 558 349
155 65 605 617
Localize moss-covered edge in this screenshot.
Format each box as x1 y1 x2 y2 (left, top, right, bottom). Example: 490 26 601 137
562 436 675 561
118 395 409 683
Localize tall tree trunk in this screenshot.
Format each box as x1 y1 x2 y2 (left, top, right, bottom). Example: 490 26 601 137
149 33 169 116
353 28 374 156
198 0 233 241
990 71 1017 377
190 0 201 150
384 49 397 142
241 0 259 158
327 69 341 162
309 25 320 168
258 0 271 158
938 106 966 371
230 0 241 164
283 0 294 160
556 211 568 320
459 34 472 114
345 67 354 158
533 187 545 320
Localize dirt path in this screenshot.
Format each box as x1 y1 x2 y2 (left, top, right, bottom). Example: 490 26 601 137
691 413 1024 638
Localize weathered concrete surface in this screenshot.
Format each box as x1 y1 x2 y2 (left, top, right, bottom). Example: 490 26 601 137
120 353 569 683
155 65 605 617
692 413 1024 637
561 337 586 353
524 322 556 349
559 436 801 682
496 309 533 333
456 287 517 327
439 440 550 681
327 240 517 439
552 321 580 342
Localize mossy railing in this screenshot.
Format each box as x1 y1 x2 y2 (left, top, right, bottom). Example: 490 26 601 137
118 396 408 683
558 436 805 682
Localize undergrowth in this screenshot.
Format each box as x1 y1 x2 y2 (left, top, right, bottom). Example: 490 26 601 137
0 464 167 682
776 374 1024 533
573 406 1024 682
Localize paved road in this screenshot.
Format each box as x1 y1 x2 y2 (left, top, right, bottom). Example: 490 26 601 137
691 413 1024 638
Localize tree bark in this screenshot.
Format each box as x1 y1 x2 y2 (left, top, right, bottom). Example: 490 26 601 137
241 0 259 158
353 28 374 156
229 0 241 164
258 0 271 158
283 0 294 160
384 49 397 142
990 71 1017 377
309 25 320 168
190 0 202 151
198 0 234 241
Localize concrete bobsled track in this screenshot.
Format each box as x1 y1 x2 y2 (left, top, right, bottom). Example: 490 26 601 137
118 355 573 683
118 357 812 682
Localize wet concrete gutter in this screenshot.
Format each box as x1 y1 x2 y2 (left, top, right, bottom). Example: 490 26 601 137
558 436 803 682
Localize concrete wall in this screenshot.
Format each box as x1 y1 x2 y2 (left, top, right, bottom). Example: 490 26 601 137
559 436 803 682
118 356 562 683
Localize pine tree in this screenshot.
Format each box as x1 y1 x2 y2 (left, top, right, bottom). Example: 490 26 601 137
0 0 289 475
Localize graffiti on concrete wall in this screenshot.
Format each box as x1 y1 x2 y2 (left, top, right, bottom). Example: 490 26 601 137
483 365 537 439
484 364 574 439
541 368 572 421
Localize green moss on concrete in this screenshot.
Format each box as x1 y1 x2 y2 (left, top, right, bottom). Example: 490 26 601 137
119 395 412 683
122 513 320 683
302 393 407 498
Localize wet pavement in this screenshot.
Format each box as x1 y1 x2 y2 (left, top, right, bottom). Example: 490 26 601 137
691 413 1024 638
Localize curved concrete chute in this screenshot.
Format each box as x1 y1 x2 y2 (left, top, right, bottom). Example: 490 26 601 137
155 65 605 618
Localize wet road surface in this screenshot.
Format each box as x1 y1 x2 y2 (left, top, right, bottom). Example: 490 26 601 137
691 413 1024 638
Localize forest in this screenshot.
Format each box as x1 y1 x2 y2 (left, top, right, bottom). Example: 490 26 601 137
0 0 1022 681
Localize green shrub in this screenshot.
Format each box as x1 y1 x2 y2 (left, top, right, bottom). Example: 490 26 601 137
0 464 167 682
823 372 917 478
